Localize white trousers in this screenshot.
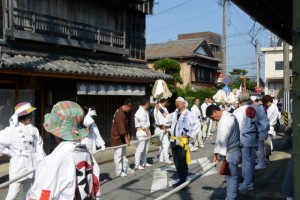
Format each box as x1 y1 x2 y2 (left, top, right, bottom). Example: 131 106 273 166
202 119 210 137
114 147 128 175
135 131 149 167
6 178 32 200
155 128 170 162
194 126 204 147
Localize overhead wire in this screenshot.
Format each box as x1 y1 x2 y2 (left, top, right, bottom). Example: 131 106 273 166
147 9 219 33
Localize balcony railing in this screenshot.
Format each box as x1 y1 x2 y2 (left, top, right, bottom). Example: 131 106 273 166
6 8 127 54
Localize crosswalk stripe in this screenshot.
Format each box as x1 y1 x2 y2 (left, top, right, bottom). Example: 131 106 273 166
197 157 218 176
151 158 217 193
168 173 198 187
150 168 168 193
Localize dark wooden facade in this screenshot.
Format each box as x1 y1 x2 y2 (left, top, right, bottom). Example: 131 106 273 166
0 0 159 153
1 0 151 59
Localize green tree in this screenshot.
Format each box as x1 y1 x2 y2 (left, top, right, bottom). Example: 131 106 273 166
153 58 183 84
229 69 248 75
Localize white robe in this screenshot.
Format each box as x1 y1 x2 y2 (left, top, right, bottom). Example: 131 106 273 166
81 122 105 154
0 124 45 181
190 104 202 121
153 104 168 135
27 142 100 200
135 106 150 130
214 111 241 163
166 109 200 143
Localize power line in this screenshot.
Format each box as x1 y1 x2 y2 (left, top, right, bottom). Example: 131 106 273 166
154 0 192 16
147 0 214 17
147 9 219 33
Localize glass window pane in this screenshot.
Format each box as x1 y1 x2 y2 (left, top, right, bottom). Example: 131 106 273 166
0 89 15 130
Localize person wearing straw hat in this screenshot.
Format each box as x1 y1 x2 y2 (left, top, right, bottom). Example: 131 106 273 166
0 102 45 200
166 97 200 187
27 101 100 200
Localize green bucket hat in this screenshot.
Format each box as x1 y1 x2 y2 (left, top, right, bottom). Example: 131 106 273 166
43 101 88 141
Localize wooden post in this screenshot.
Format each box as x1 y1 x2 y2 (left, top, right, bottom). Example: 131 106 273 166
97 29 100 44
292 0 300 198
8 0 13 28
32 14 36 33
110 32 113 46
40 81 45 139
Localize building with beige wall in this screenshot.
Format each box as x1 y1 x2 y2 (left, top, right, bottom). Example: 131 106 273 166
146 37 221 89
262 44 292 101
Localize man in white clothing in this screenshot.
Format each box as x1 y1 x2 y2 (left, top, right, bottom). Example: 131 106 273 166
191 97 205 148
0 102 45 200
27 101 100 200
166 97 200 187
207 104 241 200
154 98 173 164
201 97 211 139
134 97 152 170
262 95 279 153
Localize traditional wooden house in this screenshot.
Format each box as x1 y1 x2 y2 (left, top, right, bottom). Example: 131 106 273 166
146 36 221 89
0 0 173 152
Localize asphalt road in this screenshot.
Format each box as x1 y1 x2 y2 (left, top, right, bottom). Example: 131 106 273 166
99 135 226 200
0 128 289 200
0 135 228 200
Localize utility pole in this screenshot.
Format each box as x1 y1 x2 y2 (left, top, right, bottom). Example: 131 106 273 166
283 41 290 129
222 0 227 78
292 0 300 198
255 39 260 87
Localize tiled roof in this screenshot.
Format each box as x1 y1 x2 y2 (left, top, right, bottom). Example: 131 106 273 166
146 39 205 59
0 53 174 82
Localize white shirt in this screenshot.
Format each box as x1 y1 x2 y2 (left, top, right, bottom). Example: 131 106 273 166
214 111 241 163
201 103 209 118
82 115 105 154
154 104 168 126
27 142 100 200
267 103 279 126
191 104 202 120
135 106 150 129
0 124 45 180
81 122 105 154
166 109 200 141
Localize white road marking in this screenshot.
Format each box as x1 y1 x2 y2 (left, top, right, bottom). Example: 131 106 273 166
150 168 168 193
197 157 218 176
151 158 217 192
168 173 198 186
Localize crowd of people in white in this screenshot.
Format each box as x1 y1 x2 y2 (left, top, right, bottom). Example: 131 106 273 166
0 86 284 200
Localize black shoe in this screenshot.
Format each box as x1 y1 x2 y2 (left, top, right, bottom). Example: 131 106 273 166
172 181 182 188
172 182 188 191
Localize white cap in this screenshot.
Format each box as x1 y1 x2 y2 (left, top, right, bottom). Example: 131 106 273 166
176 97 186 103
250 96 258 101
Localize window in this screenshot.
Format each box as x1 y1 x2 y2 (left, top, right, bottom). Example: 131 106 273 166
275 61 292 70
195 46 208 56
194 67 214 84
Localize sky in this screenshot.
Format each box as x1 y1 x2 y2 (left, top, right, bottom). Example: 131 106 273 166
146 0 273 79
